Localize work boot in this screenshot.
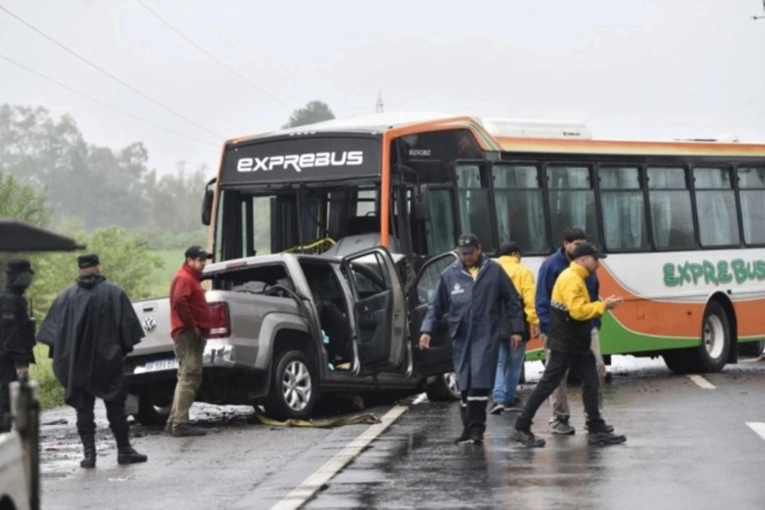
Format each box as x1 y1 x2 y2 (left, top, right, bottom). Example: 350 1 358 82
550 416 575 435
113 428 148 465
584 421 615 433
469 427 485 444
510 428 546 448
171 424 206 437
587 431 627 445
79 434 96 469
164 421 173 434
454 428 472 444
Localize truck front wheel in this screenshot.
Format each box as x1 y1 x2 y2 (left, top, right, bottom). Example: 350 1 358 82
134 387 173 426
263 350 318 420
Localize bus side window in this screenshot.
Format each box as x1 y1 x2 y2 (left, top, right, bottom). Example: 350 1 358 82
646 167 695 250
546 164 599 246
738 167 765 245
693 167 740 248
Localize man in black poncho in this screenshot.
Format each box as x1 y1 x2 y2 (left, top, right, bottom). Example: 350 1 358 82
0 259 36 432
37 254 147 468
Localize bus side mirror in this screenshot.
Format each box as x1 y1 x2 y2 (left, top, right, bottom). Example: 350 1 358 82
201 178 216 226
412 186 431 222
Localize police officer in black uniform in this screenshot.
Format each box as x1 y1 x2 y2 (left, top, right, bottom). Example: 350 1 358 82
0 259 36 432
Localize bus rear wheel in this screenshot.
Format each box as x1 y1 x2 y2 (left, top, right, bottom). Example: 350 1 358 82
663 301 731 374
696 301 731 373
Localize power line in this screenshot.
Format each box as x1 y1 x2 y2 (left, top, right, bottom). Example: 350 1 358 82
135 0 289 107
0 3 225 140
0 52 219 147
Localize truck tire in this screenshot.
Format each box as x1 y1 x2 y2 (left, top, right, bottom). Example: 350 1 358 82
425 372 460 401
264 350 318 421
134 387 173 426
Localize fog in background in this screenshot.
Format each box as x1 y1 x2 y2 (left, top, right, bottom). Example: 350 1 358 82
1 0 764 175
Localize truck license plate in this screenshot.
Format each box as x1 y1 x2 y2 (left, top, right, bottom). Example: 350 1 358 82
142 359 179 372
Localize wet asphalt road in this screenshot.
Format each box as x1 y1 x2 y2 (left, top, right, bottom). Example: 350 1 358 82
39 356 765 510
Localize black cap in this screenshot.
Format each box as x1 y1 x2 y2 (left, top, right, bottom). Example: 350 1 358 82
456 233 480 254
185 245 213 260
497 242 521 256
571 243 607 260
77 254 100 269
5 258 34 275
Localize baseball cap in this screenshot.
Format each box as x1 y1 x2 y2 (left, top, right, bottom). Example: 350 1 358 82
185 245 213 260
456 233 480 254
5 258 34 275
571 243 607 260
497 241 521 256
77 254 100 269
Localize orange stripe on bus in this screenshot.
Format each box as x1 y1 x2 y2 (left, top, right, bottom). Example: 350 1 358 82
597 265 765 338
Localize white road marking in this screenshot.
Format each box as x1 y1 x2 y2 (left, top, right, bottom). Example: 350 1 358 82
412 393 428 405
688 374 716 389
270 405 409 510
746 422 765 441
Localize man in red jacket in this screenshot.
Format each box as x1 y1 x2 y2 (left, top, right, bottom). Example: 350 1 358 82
166 246 212 437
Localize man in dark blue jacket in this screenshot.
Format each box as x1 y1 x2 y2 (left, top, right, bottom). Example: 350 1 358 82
419 234 525 444
535 227 609 435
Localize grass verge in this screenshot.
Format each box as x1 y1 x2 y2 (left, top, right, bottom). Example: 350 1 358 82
30 343 64 410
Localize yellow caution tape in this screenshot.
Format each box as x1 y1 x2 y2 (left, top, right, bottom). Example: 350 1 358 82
254 407 381 428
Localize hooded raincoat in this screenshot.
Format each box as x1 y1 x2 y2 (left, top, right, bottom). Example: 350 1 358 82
420 255 525 390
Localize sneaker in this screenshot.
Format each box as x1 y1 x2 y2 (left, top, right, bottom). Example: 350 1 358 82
171 424 207 437
454 429 473 444
550 417 575 435
587 431 627 445
585 421 615 433
510 428 546 448
489 403 505 415
503 398 524 412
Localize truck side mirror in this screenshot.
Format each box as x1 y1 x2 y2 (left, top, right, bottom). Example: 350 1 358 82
201 178 216 226
412 185 431 222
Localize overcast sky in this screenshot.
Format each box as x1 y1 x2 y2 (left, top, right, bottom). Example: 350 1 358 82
1 0 764 177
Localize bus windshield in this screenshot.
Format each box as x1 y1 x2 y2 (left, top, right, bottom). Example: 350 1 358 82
214 185 380 261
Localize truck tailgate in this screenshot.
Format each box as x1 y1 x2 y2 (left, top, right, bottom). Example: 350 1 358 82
130 297 174 357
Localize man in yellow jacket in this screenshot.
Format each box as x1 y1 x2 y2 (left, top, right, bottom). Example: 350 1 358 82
490 242 539 414
511 243 626 447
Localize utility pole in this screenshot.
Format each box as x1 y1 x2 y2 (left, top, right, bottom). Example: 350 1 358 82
753 0 764 19
375 92 384 113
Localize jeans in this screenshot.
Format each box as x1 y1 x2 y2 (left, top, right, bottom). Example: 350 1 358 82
492 340 526 404
515 349 606 433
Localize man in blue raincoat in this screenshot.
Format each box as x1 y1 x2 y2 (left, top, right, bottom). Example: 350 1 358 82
419 234 525 444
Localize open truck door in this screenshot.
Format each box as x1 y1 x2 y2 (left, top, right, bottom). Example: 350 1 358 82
409 251 459 376
341 247 406 375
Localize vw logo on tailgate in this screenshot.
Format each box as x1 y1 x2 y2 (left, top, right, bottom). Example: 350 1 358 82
142 316 157 334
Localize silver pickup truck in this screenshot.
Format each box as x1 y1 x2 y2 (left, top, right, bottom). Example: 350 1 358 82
125 241 461 424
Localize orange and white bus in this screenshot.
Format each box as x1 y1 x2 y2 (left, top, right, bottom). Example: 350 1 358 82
202 112 765 375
